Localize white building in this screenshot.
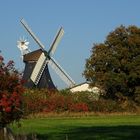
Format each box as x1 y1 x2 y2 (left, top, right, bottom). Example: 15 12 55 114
70 82 100 93
70 82 100 100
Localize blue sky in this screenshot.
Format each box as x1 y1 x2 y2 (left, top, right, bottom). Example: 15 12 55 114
0 0 140 89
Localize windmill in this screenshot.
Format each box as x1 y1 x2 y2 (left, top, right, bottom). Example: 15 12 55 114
18 18 75 89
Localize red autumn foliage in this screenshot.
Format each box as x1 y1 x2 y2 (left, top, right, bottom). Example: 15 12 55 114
68 103 89 112
23 89 89 114
0 55 24 127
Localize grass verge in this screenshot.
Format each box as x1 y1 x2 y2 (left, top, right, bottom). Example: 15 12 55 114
11 114 140 140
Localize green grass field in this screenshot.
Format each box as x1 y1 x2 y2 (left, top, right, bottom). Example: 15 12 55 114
11 115 140 140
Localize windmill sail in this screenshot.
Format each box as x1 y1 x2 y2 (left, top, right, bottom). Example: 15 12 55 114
31 53 48 85
48 27 64 55
20 19 45 51
49 57 75 87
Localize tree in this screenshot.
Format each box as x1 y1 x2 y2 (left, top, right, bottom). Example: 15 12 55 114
84 25 140 101
0 55 24 128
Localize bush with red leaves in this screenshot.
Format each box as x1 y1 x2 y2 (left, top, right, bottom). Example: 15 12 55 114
0 55 24 127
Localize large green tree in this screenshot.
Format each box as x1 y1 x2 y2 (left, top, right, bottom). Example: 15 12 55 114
84 25 140 101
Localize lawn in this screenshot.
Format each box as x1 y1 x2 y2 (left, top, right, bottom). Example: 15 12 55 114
11 114 140 140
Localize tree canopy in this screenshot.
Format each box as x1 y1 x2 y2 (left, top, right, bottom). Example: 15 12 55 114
84 25 140 102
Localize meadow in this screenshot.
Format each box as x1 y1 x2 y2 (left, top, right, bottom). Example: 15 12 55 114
11 114 140 140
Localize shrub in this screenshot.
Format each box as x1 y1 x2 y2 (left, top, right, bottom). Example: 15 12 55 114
23 89 89 114
90 98 121 112
0 55 24 127
68 102 89 112
23 89 51 114
23 89 139 114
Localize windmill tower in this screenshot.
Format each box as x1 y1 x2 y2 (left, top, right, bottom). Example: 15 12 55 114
17 19 75 89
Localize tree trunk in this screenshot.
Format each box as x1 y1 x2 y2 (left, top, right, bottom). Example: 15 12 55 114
0 127 15 140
